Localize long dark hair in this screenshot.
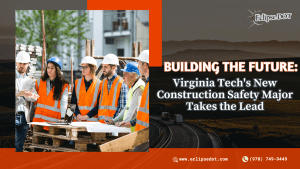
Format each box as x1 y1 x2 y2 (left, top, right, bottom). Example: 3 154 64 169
41 62 69 101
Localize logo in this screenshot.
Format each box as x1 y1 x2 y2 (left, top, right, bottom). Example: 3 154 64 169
172 157 178 163
247 9 292 29
242 156 249 162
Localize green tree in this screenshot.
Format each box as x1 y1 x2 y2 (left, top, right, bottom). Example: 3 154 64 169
16 10 89 60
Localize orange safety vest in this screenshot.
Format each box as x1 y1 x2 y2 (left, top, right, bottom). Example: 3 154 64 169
33 78 69 131
74 78 100 122
98 76 123 123
135 82 149 131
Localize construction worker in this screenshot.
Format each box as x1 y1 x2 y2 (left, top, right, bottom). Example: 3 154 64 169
71 56 100 122
108 62 145 132
98 54 128 123
33 57 69 130
15 51 39 152
118 50 149 131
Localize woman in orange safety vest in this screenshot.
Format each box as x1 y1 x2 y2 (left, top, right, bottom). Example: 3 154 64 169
71 56 100 122
33 57 69 130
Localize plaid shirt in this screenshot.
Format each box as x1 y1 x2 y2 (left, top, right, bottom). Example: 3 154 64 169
108 74 128 118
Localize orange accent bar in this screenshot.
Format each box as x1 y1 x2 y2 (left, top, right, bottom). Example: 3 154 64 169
2 148 299 168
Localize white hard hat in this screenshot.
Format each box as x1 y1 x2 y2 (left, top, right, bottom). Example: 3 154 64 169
80 56 98 68
102 54 119 65
16 51 30 63
137 50 149 63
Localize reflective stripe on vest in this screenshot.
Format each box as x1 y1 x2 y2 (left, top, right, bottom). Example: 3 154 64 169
76 78 81 103
42 116 59 122
37 78 41 87
136 119 149 128
105 116 113 120
86 117 98 122
33 112 59 124
35 78 41 93
138 85 149 114
36 102 60 112
98 79 106 106
97 115 113 121
98 106 118 111
33 114 42 119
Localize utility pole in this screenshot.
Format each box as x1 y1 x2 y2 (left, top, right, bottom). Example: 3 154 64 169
41 10 46 76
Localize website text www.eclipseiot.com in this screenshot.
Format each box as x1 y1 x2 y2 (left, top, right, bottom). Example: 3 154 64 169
172 157 229 163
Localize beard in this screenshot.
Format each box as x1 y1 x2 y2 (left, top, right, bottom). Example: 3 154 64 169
104 69 113 78
17 67 27 74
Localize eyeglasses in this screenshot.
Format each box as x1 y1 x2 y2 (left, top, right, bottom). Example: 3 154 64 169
80 66 89 70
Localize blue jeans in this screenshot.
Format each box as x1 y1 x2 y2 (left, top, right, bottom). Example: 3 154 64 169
15 114 28 152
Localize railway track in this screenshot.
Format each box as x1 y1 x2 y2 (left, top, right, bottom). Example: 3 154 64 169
150 116 212 148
